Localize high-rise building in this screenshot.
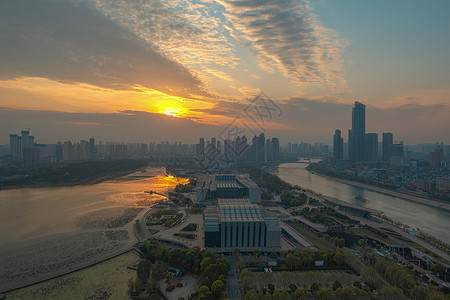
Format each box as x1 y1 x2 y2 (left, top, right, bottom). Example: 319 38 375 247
265 139 271 162
271 138 280 161
109 144 128 159
89 138 96 160
348 129 352 159
333 130 343 160
430 150 442 168
351 101 366 161
23 148 40 166
382 133 393 161
9 134 21 158
197 137 205 158
9 130 38 161
390 142 404 158
365 133 378 161
257 133 265 162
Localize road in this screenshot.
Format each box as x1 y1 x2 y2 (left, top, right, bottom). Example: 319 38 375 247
225 256 242 300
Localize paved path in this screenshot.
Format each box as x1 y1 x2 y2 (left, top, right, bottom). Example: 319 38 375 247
279 219 314 249
225 256 242 300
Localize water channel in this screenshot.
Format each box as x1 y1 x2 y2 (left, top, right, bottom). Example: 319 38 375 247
270 161 450 244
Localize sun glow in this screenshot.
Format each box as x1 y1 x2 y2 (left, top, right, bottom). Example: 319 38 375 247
164 175 189 184
163 107 182 117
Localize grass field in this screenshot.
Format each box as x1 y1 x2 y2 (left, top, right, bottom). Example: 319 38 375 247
6 252 138 300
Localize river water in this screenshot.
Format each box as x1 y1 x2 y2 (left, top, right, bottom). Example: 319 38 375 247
0 167 185 246
270 161 450 244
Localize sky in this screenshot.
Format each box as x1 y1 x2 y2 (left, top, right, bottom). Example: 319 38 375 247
0 0 449 145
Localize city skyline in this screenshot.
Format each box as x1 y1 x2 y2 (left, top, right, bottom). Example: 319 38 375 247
1 0 450 144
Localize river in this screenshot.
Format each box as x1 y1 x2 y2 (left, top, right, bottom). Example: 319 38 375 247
0 167 185 246
270 161 450 244
0 166 189 291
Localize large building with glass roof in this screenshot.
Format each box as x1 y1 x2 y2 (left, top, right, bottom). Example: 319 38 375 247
196 174 260 203
204 198 281 250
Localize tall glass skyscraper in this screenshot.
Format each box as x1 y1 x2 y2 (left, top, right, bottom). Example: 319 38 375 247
333 129 343 160
351 101 366 161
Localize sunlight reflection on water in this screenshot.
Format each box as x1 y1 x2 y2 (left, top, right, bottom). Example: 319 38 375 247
0 168 187 245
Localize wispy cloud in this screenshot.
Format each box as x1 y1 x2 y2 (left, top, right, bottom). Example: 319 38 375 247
0 0 205 98
90 0 240 69
217 0 347 88
204 69 234 82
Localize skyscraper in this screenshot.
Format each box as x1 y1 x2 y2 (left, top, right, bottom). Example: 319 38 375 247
348 129 352 159
271 137 280 161
333 129 343 160
365 133 378 161
382 133 393 162
9 134 21 158
351 101 366 161
430 150 441 168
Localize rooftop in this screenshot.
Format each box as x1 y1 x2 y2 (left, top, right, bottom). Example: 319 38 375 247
218 199 264 222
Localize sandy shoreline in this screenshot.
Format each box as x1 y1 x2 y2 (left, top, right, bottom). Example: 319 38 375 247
312 171 450 212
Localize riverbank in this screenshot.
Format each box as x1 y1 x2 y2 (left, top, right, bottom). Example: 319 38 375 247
0 159 148 191
311 171 450 212
0 166 181 293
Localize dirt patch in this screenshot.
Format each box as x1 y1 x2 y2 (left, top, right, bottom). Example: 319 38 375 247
0 230 130 291
6 252 137 300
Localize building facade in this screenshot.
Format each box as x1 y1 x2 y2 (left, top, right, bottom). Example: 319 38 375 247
382 133 393 162
351 101 366 161
365 133 378 161
204 199 281 249
196 174 260 203
333 129 343 160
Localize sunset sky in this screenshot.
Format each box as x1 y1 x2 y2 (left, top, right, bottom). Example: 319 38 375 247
1 0 449 144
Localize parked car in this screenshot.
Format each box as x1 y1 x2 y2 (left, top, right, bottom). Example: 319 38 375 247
166 285 175 292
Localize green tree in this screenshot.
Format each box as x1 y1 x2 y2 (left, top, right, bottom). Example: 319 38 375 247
240 269 253 293
236 257 245 272
218 274 227 286
137 259 151 284
310 282 319 294
233 248 240 258
253 249 262 257
431 263 446 276
267 283 275 294
379 286 405 300
165 273 172 284
361 266 384 289
353 280 362 289
410 285 428 300
211 280 225 299
270 251 277 260
374 260 388 277
288 283 297 294
244 290 259 300
333 249 345 266
332 279 342 291
198 285 212 300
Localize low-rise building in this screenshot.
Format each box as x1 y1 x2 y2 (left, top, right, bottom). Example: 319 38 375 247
204 198 280 250
196 174 260 203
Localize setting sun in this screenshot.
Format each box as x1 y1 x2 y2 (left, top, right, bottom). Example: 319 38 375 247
163 107 181 117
